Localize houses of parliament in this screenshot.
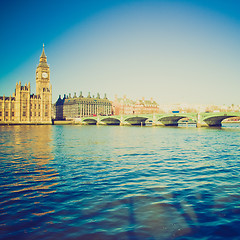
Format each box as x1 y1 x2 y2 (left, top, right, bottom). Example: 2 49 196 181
0 45 113 124
0 45 52 124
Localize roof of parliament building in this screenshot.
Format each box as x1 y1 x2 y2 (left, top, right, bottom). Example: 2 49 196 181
55 92 111 106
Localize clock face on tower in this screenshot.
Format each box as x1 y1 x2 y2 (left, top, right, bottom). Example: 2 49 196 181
42 72 48 78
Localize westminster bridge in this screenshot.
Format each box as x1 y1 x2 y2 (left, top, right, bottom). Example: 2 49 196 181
73 112 240 127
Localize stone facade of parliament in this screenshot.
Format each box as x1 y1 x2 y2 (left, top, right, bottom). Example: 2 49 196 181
54 92 112 120
0 45 52 124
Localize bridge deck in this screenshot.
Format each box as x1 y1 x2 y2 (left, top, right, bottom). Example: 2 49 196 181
74 112 240 127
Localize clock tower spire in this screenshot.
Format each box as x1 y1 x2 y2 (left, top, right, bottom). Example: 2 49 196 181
36 44 50 95
35 44 52 123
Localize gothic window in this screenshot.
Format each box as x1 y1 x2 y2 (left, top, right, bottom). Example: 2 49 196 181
12 112 14 117
0 111 2 116
23 112 26 116
22 102 27 109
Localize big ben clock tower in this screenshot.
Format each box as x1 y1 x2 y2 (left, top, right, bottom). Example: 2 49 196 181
35 44 52 123
36 44 50 94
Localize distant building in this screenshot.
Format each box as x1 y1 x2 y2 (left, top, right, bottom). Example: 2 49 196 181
54 92 112 120
112 95 159 115
158 103 240 113
0 45 52 124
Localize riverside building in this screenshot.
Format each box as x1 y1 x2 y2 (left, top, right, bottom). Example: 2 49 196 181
54 92 112 120
112 95 159 115
0 45 52 124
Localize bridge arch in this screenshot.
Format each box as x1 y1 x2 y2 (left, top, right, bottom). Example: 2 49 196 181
125 117 149 125
82 118 97 125
202 114 238 127
157 115 190 126
100 117 121 125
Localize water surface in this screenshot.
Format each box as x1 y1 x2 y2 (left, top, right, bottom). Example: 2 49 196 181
0 124 240 239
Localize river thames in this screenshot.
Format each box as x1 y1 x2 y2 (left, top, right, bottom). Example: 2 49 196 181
0 124 240 239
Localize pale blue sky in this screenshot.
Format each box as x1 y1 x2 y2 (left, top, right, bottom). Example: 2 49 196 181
1 0 240 105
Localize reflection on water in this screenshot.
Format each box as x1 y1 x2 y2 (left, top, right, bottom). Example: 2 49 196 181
0 125 59 232
0 124 240 239
12 125 54 164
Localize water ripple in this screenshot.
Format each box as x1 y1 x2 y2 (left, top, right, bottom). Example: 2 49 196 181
1 125 240 239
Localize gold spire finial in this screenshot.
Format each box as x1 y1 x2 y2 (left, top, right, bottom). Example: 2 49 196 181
38 44 48 67
40 44 46 59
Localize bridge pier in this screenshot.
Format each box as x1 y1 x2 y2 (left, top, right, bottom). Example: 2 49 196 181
120 121 130 126
196 113 207 127
196 122 209 128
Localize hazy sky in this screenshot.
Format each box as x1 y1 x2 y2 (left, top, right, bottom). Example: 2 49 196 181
1 0 240 105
